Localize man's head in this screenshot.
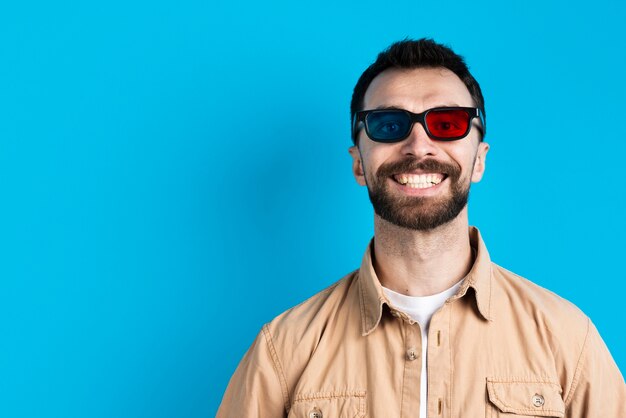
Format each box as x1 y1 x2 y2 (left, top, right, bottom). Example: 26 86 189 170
349 39 489 231
351 38 486 145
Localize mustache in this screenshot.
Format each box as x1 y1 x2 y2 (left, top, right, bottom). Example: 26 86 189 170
375 157 461 179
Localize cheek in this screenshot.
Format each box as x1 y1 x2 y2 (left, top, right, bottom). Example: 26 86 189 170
449 148 479 180
361 144 399 171
358 149 380 177
468 154 484 181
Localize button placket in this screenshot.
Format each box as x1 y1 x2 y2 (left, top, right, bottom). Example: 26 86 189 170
400 320 421 416
427 302 452 417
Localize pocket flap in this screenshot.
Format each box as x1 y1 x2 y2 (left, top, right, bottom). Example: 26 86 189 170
486 379 565 417
288 390 366 418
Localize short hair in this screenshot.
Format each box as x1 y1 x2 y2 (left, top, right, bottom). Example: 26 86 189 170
350 38 486 144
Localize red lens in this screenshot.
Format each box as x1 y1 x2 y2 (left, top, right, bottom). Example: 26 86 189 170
425 109 470 138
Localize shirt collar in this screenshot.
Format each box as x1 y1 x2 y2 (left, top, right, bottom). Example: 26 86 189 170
358 226 493 336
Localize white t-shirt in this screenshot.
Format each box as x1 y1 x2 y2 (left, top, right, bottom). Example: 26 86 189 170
383 280 462 418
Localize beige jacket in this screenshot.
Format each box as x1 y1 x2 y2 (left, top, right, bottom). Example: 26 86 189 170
217 227 625 417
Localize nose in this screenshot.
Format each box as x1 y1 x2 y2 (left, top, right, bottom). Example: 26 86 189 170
399 122 439 158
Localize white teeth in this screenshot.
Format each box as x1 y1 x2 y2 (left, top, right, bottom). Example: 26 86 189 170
406 183 430 189
394 173 444 186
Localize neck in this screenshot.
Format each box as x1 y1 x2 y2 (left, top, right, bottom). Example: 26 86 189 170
372 208 474 296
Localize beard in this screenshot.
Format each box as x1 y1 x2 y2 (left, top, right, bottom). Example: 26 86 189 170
364 157 471 231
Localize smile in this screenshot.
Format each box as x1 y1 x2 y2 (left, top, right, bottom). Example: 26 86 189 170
392 173 446 189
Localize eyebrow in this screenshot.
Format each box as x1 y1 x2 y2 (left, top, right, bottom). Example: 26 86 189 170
374 104 403 110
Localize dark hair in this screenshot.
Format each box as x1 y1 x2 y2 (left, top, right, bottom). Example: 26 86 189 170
350 38 486 144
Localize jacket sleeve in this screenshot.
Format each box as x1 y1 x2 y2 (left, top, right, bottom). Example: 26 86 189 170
216 324 289 418
564 318 626 417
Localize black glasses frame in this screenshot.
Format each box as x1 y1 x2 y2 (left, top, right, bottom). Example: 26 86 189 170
352 106 485 143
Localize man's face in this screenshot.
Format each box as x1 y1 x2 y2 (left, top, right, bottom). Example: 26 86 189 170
349 67 490 230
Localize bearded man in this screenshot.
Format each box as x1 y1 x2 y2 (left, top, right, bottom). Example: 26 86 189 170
217 38 625 418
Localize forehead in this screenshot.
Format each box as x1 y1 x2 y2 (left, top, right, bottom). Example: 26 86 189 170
363 67 474 111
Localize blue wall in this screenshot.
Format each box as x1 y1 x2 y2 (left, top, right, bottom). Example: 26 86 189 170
1 0 624 416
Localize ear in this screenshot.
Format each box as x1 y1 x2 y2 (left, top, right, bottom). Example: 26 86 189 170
471 142 490 183
348 146 367 186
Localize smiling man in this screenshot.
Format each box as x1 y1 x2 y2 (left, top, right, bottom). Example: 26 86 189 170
217 39 625 418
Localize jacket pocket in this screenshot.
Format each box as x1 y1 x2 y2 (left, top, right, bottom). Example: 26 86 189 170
486 378 565 418
287 390 366 418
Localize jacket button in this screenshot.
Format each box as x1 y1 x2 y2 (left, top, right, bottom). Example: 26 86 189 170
532 394 545 407
406 348 418 361
309 407 322 418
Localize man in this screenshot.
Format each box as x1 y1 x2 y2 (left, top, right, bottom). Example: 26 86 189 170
217 39 625 417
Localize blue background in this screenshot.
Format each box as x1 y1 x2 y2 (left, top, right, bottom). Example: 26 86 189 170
1 0 624 417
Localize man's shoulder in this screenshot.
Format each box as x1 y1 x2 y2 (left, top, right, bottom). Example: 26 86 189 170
267 269 361 337
254 269 364 385
491 262 590 329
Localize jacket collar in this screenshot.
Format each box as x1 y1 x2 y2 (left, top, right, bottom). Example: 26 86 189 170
358 226 493 336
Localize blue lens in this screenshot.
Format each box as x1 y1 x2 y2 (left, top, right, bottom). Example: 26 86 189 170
366 111 411 141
